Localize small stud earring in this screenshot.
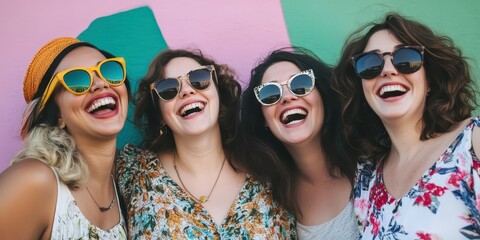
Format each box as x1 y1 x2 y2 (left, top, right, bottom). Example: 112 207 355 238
159 122 167 136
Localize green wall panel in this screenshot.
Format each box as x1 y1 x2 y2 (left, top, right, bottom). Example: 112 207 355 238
282 0 480 113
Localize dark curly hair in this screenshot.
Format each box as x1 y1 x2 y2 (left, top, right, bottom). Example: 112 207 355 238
134 49 241 166
332 12 478 162
238 47 356 213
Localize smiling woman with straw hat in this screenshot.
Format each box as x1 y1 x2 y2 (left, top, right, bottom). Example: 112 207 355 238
0 37 129 239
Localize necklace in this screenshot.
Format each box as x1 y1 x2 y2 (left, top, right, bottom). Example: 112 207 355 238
173 152 226 203
85 175 116 212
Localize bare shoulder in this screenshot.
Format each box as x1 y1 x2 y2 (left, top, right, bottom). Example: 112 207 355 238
0 158 57 239
0 158 57 192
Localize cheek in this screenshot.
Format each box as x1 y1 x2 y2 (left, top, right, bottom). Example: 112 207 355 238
117 85 129 100
54 90 77 110
261 106 276 127
158 102 172 118
361 81 374 96
209 86 220 102
413 68 428 89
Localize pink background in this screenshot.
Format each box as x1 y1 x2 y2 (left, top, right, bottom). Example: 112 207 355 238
2 1 479 172
0 1 290 171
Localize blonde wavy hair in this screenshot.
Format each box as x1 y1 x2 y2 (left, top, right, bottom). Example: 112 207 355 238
12 100 88 189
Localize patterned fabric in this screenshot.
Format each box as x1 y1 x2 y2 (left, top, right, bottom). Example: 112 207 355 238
117 144 297 240
354 117 480 239
50 168 127 240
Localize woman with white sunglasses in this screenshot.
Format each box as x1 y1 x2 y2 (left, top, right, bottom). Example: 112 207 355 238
239 47 359 239
333 13 480 238
117 49 296 239
0 37 129 239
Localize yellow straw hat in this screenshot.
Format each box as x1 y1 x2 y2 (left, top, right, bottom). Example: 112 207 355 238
23 37 96 103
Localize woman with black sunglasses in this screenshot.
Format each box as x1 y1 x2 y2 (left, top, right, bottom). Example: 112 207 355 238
332 13 480 238
239 47 359 239
116 49 296 239
0 37 129 239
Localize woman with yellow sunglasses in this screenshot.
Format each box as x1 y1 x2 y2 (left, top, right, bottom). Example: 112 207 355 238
0 37 129 239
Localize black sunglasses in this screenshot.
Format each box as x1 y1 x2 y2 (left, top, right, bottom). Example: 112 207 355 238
351 45 425 79
254 69 315 106
150 65 216 101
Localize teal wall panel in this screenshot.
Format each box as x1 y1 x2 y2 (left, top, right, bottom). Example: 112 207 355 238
78 7 168 148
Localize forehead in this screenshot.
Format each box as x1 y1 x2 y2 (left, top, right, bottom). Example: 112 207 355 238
261 61 301 84
164 57 202 77
364 29 403 53
55 46 105 73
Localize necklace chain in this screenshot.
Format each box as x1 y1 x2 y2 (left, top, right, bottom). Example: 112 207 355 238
173 152 226 203
85 175 116 212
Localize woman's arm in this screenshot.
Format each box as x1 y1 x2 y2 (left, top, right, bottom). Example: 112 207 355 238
0 158 57 240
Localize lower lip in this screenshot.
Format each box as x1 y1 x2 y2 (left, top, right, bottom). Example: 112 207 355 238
88 106 119 119
380 94 406 102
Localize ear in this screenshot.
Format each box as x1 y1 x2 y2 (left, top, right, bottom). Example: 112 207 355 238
58 118 65 129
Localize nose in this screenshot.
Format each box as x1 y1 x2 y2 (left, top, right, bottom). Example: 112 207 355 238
380 54 398 78
178 76 195 98
280 83 298 104
90 72 108 92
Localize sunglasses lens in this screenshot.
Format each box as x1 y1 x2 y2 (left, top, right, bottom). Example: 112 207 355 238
100 60 125 84
257 84 281 105
155 78 180 100
63 70 92 93
290 74 314 96
189 68 211 90
392 48 423 74
354 53 383 79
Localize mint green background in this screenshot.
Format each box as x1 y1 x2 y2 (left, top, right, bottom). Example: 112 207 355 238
282 0 480 114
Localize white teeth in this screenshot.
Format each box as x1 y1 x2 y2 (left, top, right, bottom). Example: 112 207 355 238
87 97 116 113
379 85 406 96
282 108 307 122
180 102 205 116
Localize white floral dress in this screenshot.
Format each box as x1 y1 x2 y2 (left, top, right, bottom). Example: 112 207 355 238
50 168 127 239
354 117 480 239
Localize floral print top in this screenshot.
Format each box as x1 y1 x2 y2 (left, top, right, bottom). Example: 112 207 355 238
117 144 297 240
354 117 480 239
50 167 127 239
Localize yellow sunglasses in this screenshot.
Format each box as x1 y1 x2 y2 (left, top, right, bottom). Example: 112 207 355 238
39 57 126 112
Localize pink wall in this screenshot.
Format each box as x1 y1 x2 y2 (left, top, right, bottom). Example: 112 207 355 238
0 0 289 171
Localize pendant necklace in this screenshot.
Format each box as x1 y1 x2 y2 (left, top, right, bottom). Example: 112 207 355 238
85 175 116 212
173 152 226 203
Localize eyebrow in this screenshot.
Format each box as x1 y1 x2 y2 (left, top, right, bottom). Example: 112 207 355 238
267 71 302 83
365 44 406 53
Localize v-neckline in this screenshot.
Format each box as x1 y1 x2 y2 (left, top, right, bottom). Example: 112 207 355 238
153 151 251 228
377 118 473 203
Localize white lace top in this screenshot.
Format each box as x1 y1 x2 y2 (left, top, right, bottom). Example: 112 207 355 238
296 200 360 239
50 168 127 239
